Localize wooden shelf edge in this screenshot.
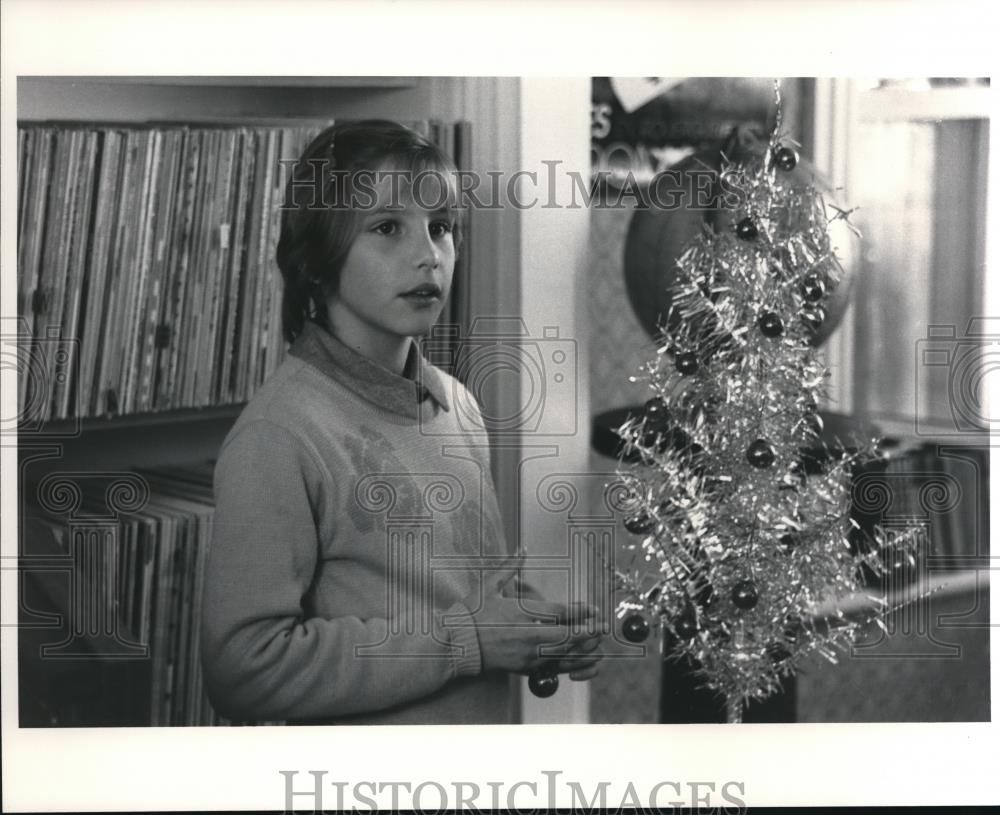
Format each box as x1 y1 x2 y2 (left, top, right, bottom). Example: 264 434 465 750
19 404 246 437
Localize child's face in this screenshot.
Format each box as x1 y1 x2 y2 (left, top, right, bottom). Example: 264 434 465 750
327 168 457 350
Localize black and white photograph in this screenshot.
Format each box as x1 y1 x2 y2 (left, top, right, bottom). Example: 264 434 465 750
2 1 997 812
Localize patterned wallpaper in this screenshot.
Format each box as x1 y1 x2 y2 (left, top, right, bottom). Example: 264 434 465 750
586 203 651 415
587 201 664 723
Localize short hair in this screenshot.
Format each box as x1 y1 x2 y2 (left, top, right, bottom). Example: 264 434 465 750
276 119 464 343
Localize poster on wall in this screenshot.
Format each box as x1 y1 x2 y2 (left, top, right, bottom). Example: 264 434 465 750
590 77 793 188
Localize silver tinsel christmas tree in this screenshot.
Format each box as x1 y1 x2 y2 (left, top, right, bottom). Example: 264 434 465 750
612 87 919 723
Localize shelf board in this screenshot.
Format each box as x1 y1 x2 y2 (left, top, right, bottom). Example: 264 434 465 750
23 75 418 90
863 413 993 447
808 567 987 624
22 404 246 436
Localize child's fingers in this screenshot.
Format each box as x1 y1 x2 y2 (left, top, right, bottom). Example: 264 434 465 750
527 652 599 675
528 624 602 649
534 634 604 665
568 665 600 681
566 601 605 627
558 653 601 671
492 546 527 593
522 602 604 628
565 634 602 654
522 604 573 629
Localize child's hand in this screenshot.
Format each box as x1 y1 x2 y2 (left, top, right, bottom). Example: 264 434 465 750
462 549 606 680
544 631 603 681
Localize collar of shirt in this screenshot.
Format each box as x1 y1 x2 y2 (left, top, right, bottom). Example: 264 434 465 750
288 320 451 419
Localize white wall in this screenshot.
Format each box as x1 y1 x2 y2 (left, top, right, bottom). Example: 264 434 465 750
515 78 593 724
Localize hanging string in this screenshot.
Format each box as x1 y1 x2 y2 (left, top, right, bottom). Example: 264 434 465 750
772 79 783 139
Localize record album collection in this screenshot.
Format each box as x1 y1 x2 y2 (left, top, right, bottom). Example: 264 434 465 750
16 118 469 424
25 461 228 726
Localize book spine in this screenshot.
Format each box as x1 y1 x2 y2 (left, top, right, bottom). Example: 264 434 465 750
138 129 183 412
19 130 56 417
16 127 36 415
190 508 212 724
109 131 151 416
58 130 100 419
79 130 120 417
33 131 73 421
150 128 188 412
96 132 140 414
185 130 221 407
248 128 279 395
16 128 36 326
122 130 164 414
146 513 169 726
234 128 269 401
48 130 88 419
217 128 254 404
175 512 198 725
164 129 203 411
200 129 238 407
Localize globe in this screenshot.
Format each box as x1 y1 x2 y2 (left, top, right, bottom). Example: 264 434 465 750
623 126 858 348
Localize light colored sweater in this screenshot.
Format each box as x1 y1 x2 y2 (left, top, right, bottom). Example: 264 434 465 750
200 320 513 724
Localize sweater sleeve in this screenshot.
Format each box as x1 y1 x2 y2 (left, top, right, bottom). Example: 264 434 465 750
200 418 482 722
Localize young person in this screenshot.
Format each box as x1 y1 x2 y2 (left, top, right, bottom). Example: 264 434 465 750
200 121 603 725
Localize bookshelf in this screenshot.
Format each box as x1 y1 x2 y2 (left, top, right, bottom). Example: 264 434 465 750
15 76 516 727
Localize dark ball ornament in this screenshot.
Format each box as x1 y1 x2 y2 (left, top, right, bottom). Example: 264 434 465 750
674 606 699 640
622 613 650 643
779 533 799 553
735 217 759 241
801 273 826 303
757 311 784 338
766 642 793 663
624 513 656 535
773 144 799 172
746 439 776 469
640 428 670 453
528 669 559 698
731 580 760 610
675 352 699 375
644 397 670 428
